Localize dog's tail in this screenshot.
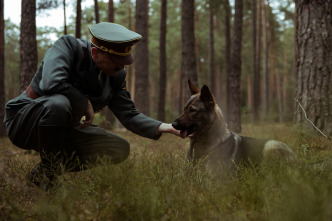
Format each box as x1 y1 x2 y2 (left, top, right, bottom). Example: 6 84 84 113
263 140 297 163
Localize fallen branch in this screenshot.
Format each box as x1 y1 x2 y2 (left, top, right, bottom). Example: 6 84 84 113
294 98 332 142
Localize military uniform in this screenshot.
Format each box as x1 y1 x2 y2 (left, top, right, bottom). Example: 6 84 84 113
4 23 162 190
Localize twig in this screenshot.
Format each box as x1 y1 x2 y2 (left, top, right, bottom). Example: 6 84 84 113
294 98 332 142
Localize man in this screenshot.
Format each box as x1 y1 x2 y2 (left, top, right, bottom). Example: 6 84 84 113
4 22 180 191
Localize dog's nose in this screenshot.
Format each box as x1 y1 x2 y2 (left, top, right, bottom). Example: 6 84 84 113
172 121 179 129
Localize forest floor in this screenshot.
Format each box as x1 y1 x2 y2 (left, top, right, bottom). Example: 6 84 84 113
0 123 331 220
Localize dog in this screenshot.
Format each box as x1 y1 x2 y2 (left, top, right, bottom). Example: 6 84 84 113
172 80 296 172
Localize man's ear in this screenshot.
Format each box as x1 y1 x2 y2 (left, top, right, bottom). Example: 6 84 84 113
188 80 200 95
200 85 215 111
91 47 98 61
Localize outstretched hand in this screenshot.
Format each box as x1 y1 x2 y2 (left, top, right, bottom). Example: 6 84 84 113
157 123 182 138
78 99 94 129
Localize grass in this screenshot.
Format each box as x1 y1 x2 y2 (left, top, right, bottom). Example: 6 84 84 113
0 123 331 221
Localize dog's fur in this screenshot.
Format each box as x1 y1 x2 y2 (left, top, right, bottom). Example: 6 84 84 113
172 80 296 172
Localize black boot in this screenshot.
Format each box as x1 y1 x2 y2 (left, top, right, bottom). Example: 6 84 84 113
28 162 59 192
28 125 65 191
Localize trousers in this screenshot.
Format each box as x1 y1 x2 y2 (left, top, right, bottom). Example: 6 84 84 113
5 92 130 170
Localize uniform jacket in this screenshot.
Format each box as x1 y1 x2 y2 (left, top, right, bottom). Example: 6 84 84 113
5 35 162 140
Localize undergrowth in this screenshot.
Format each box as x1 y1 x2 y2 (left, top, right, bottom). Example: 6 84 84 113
0 123 331 220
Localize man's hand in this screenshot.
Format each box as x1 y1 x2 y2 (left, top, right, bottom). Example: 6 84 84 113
78 99 94 129
156 123 182 138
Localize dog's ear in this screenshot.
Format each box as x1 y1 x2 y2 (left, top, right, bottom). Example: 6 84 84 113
188 80 200 95
200 85 215 111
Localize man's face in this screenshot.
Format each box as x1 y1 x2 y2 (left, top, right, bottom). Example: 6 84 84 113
92 48 125 76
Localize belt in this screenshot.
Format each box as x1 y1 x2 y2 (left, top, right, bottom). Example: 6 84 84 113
26 84 40 99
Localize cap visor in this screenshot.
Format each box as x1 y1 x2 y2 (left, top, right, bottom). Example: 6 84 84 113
110 53 134 65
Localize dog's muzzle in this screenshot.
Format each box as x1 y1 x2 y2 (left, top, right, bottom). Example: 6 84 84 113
171 121 181 130
172 120 194 138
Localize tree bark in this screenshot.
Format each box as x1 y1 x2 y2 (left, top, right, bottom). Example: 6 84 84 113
158 0 167 121
94 0 100 23
247 74 252 114
209 2 216 95
135 0 150 115
20 0 37 93
252 0 261 122
0 0 5 136
75 0 81 38
295 0 332 135
227 0 243 133
108 0 114 22
63 0 67 35
224 0 231 118
261 0 269 120
276 64 284 122
179 0 198 114
282 32 289 118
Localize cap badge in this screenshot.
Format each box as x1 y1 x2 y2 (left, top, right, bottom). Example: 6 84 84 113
125 46 132 53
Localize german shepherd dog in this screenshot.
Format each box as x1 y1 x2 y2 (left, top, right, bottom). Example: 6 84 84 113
172 80 296 172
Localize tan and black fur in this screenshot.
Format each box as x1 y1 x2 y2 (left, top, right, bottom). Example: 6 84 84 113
172 80 296 172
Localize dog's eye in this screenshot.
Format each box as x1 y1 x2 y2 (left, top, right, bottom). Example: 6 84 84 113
189 108 196 113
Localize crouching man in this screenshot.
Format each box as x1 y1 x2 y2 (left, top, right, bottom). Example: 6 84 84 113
4 22 180 191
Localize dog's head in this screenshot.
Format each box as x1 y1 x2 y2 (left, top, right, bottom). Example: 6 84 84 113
172 80 217 138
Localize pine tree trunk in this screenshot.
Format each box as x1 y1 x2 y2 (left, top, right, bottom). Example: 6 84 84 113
253 0 261 122
94 0 100 23
179 0 198 114
75 0 81 38
295 0 332 135
63 0 67 35
108 0 114 22
135 0 150 115
158 0 167 121
282 40 289 118
261 0 269 120
0 0 5 136
276 67 284 122
247 74 252 114
227 0 243 133
20 0 37 93
209 3 215 95
224 0 231 118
